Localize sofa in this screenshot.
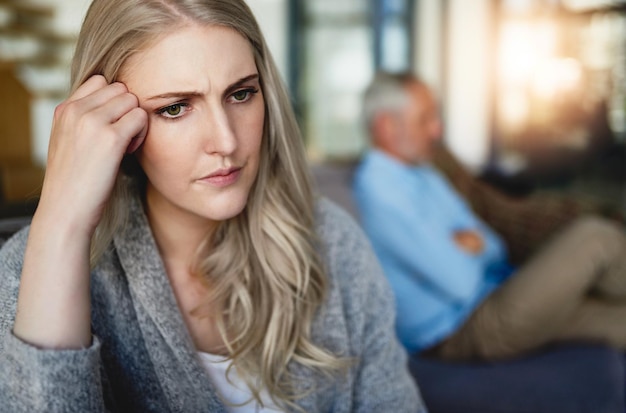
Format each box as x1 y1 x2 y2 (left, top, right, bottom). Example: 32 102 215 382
309 152 626 413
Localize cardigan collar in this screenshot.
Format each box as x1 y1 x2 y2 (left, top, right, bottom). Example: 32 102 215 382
113 193 226 413
112 190 330 412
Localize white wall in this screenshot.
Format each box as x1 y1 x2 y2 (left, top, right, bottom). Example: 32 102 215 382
445 0 493 172
19 0 91 166
414 0 493 172
245 0 288 80
414 0 443 96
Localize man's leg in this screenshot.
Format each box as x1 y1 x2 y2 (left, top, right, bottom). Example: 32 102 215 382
432 215 626 361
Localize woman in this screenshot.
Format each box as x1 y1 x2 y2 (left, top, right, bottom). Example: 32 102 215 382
0 1 424 412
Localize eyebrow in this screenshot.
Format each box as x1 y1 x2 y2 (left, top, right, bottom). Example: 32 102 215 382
145 73 260 101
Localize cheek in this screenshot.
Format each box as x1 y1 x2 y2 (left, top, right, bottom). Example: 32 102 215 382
234 103 265 155
137 133 187 180
414 129 428 145
138 140 165 171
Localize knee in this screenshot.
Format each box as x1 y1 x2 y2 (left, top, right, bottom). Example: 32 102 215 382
567 215 625 253
570 215 615 233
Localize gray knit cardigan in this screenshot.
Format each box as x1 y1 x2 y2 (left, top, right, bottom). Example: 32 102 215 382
0 195 425 413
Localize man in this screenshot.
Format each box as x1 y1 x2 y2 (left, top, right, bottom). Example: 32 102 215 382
353 72 626 361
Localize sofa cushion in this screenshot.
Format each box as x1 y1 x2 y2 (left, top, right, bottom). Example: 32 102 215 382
409 343 625 413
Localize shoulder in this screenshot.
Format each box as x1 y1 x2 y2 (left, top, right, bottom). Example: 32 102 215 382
311 199 417 407
422 163 451 184
314 196 358 233
353 152 383 183
353 152 413 208
314 197 372 262
313 196 395 322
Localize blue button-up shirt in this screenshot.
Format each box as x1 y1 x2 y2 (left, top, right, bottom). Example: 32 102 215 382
353 150 514 353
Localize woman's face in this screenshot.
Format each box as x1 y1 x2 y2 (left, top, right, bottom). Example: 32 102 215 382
120 24 264 226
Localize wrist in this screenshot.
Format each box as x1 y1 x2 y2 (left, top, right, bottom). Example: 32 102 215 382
31 201 99 242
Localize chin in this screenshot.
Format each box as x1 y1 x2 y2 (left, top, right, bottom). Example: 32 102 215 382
200 195 250 222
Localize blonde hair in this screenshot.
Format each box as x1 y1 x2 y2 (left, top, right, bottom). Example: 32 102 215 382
73 0 345 408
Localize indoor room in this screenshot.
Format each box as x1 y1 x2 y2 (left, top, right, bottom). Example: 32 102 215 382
0 1 625 412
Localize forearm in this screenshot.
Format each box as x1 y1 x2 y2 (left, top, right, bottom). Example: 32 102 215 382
13 209 93 349
12 76 145 350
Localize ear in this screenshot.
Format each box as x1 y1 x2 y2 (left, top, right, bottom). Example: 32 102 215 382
372 112 398 147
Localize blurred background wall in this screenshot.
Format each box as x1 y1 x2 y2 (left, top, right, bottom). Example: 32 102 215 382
0 0 624 218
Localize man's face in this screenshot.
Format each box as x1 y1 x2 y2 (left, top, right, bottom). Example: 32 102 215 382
394 83 442 165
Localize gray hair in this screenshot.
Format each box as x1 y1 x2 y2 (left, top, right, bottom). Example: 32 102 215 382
362 72 422 134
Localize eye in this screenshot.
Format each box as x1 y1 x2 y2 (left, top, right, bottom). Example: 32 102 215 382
229 88 258 103
156 103 189 119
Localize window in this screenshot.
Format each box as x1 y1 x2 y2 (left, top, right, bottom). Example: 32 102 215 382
291 0 414 161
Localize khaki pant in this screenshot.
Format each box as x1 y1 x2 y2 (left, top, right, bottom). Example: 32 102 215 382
431 215 626 361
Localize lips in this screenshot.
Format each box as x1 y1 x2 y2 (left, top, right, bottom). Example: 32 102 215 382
198 167 242 187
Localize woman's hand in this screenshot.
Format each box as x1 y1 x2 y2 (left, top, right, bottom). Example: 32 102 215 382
13 75 147 349
39 75 147 236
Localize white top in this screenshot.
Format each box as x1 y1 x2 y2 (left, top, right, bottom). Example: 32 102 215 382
197 352 284 413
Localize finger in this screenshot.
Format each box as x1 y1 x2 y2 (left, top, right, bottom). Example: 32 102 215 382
112 107 148 152
54 81 129 124
73 82 130 114
97 91 141 123
126 118 149 154
67 75 109 102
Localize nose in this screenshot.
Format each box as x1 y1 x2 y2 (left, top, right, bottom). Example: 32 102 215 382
202 106 237 156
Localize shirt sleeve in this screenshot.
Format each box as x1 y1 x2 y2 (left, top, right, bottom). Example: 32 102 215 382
427 168 508 269
356 182 486 304
0 228 108 413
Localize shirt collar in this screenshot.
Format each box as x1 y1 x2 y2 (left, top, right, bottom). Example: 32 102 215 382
367 149 432 177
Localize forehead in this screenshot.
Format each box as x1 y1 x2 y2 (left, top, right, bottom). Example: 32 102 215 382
120 24 257 95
